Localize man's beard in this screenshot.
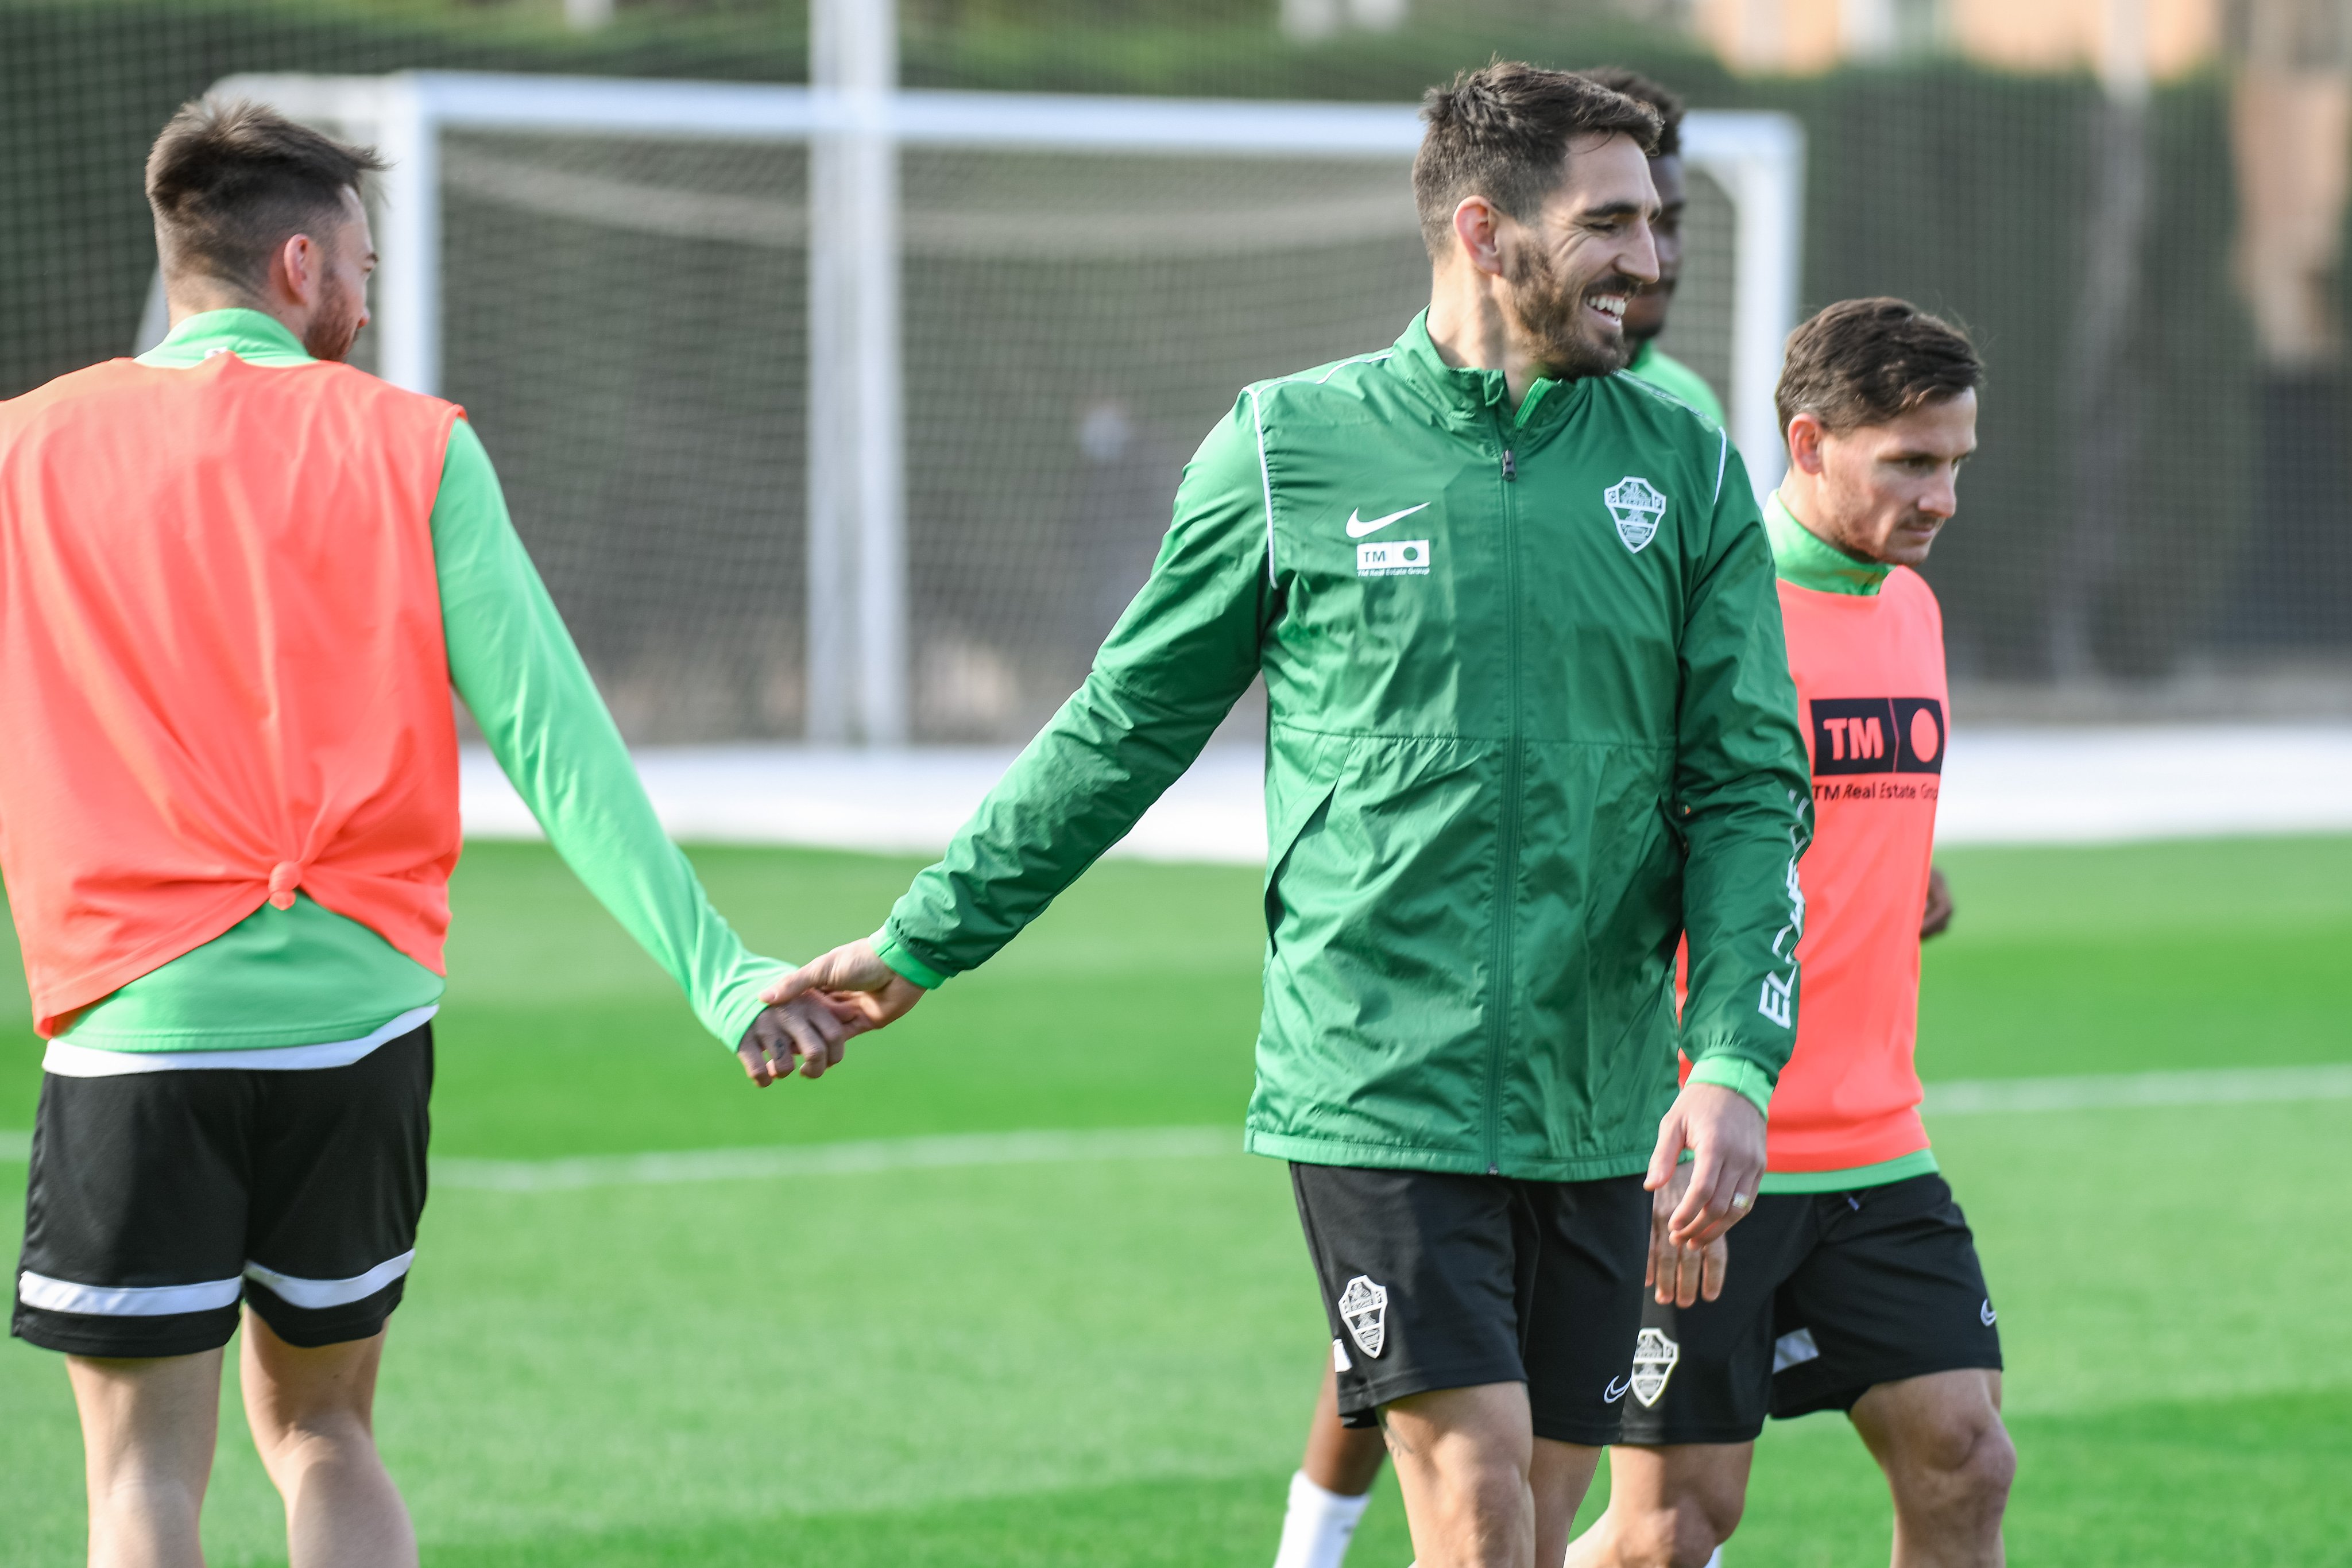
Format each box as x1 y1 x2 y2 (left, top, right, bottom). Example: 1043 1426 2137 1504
1504 240 1635 381
303 284 365 363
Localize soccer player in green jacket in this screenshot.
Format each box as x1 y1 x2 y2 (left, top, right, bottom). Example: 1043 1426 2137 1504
777 63 1810 1568
1266 65 1739 1568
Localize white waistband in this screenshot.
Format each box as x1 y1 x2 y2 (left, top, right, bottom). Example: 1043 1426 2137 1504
41 1004 439 1077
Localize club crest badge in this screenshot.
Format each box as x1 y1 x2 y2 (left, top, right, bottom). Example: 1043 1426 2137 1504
1603 476 1668 553
1628 1327 1681 1407
1337 1275 1389 1359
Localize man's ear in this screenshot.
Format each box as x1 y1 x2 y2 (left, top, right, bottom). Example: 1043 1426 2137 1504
269 231 321 309
1450 195 1507 278
1785 412 1828 477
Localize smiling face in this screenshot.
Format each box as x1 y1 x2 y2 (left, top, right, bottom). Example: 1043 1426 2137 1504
1793 390 1980 567
1494 131 1661 380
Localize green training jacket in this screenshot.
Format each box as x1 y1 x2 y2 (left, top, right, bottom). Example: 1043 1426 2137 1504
879 313 1810 1181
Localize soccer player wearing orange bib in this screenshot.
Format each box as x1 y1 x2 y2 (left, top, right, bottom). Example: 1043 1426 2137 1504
1566 300 2014 1568
2 103 861 1568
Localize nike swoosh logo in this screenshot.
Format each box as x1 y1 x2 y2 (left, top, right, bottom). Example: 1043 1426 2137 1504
1604 1376 1631 1403
1346 502 1431 539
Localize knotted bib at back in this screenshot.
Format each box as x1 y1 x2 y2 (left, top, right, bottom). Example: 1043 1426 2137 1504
0 351 464 1037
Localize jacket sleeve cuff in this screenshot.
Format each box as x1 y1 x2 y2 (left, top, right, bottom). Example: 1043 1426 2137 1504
875 932 949 990
1686 1055 1774 1121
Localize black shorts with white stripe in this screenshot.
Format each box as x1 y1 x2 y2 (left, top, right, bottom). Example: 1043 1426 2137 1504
13 1025 432 1358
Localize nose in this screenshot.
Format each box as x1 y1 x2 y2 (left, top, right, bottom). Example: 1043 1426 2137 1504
1624 219 1661 287
1921 467 1959 518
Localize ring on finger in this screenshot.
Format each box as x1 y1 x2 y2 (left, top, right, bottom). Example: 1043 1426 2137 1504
1730 1192 1751 1210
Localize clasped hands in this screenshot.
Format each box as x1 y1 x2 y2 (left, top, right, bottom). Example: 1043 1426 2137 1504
733 935 930 1086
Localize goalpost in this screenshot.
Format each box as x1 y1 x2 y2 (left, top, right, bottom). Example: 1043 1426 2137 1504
164 68 1802 748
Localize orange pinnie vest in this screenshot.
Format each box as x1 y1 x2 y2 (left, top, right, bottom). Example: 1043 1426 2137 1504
0 352 465 1037
1763 568 1948 1171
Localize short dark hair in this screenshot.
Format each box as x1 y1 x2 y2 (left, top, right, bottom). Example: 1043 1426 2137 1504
1578 67 1684 159
1414 61 1661 256
1775 297 1983 435
146 98 384 293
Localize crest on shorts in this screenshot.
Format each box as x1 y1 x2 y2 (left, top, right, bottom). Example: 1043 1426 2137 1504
1628 1327 1681 1407
1604 477 1668 553
1337 1275 1389 1359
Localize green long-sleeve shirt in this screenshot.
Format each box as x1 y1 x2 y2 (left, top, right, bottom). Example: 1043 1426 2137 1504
58 311 777 1055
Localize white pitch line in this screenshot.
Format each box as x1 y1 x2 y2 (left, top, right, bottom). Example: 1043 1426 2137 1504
431 1124 1237 1193
2 1067 2347 1183
1922 1063 2352 1116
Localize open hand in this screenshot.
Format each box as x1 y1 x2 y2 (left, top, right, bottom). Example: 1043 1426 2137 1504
736 993 868 1086
763 936 928 1032
1645 1080 1768 1249
1647 1161 1730 1307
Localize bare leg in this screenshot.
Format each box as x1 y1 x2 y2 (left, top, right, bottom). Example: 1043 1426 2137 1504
1561 1443 1751 1568
1528 1434 1604 1568
1848 1369 2013 1568
67 1350 224 1568
237 1311 416 1568
1379 1381 1593 1568
1304 1360 1390 1496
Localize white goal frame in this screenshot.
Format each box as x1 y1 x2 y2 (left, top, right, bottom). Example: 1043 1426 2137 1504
168 70 1804 746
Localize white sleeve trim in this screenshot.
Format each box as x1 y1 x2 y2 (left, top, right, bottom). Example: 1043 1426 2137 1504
1715 429 1730 505
1246 385 1278 587
41 1004 439 1077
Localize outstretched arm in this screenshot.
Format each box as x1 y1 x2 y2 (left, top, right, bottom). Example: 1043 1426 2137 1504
432 419 858 1081
774 401 1277 1015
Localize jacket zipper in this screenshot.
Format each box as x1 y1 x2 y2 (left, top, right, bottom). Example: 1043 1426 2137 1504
1487 431 1522 1176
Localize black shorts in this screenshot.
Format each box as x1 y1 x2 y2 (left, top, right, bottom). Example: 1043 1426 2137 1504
1615 1172 2002 1445
1290 1163 1650 1446
13 1025 432 1359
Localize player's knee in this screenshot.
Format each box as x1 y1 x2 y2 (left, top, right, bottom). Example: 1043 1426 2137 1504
1956 1419 2017 1514
1904 1410 2014 1526
249 1403 375 1474
1670 1488 1741 1566
1611 1494 1736 1568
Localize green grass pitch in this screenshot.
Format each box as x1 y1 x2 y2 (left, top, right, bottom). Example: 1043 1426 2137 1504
4 835 2350 1566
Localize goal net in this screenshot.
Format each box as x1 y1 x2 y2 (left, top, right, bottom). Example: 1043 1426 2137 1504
180 73 1801 746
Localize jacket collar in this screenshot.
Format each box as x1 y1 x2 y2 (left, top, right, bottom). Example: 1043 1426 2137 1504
1765 492 1893 597
1391 311 1590 436
137 309 315 369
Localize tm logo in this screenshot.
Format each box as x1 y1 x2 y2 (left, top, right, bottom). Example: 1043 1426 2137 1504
1812 698 1944 777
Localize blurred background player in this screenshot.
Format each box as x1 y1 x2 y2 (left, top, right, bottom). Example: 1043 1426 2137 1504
1588 68 1726 431
1564 298 2011 1568
0 101 857 1568
776 62 1809 1568
1266 67 1734 1568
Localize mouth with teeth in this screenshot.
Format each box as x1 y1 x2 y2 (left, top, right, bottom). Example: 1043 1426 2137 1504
1586 291 1629 329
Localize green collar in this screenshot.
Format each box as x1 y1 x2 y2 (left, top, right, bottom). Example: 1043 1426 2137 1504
1392 310 1588 432
137 308 314 369
1765 492 1893 597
